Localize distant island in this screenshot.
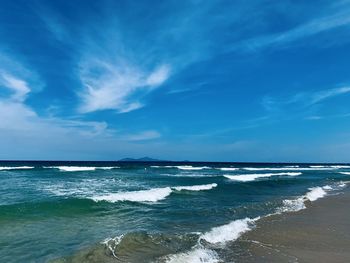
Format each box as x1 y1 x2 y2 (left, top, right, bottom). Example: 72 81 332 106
118 157 166 162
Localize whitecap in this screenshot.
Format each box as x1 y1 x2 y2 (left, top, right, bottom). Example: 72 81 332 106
217 167 239 171
243 167 335 171
151 165 211 170
0 166 34 170
200 218 255 244
224 172 301 182
92 187 173 203
47 166 97 172
172 183 217 191
340 172 350 175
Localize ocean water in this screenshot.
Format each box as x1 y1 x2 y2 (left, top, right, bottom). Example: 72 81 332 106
0 161 349 263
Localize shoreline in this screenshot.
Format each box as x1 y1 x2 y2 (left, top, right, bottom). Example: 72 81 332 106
233 190 350 262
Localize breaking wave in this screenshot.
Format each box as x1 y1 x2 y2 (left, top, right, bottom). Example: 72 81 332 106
92 183 217 203
224 172 301 182
45 166 119 171
0 166 34 171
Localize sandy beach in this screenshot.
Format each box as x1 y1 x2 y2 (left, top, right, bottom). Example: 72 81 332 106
234 190 350 263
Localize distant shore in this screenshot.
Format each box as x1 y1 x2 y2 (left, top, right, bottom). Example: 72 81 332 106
234 189 350 262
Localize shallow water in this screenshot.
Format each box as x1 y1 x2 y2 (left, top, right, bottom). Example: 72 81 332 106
0 161 349 262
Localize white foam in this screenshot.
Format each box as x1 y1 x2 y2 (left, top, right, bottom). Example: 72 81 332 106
200 218 255 244
97 166 120 170
224 172 301 182
340 172 350 175
92 187 173 203
279 184 344 213
172 183 217 191
151 165 210 170
305 186 327 201
101 235 124 259
243 167 336 171
48 166 97 171
218 167 239 171
330 165 350 169
0 166 34 170
279 198 306 213
165 247 219 263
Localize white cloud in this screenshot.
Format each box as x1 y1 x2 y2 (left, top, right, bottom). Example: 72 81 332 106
146 64 170 87
123 130 161 141
79 60 171 113
234 8 350 52
0 72 30 101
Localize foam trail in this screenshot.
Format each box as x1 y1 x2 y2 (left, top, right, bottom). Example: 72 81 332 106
47 166 96 171
151 165 210 170
280 183 348 213
224 172 301 182
173 183 217 191
165 248 219 263
243 167 336 171
97 166 119 170
340 172 350 175
218 167 239 171
92 187 172 203
0 166 34 171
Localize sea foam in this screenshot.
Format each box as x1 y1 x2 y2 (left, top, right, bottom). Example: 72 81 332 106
46 166 119 172
92 183 217 203
218 167 239 171
280 182 348 213
172 183 217 191
224 172 301 182
200 218 255 244
151 165 210 170
165 247 219 263
164 218 255 263
92 187 173 202
0 166 34 170
243 167 337 171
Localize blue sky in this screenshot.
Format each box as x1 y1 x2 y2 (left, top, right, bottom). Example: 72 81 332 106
1 0 350 162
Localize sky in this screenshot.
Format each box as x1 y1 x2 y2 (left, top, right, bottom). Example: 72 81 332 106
1 0 350 162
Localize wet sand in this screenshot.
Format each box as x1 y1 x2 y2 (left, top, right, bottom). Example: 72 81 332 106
234 191 350 263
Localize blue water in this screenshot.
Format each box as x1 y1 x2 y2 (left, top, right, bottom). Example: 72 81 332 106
0 161 349 262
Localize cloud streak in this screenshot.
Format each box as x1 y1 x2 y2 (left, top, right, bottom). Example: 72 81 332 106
79 61 170 113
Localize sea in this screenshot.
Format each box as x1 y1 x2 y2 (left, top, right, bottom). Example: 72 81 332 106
0 161 349 263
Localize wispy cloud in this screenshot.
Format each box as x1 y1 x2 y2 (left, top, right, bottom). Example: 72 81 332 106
262 86 350 112
79 61 170 113
231 7 350 52
122 130 161 141
0 72 30 101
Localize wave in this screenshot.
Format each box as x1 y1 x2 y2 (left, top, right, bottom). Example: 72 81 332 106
0 166 34 171
164 217 256 263
92 183 217 203
165 247 219 263
45 166 119 171
92 187 173 203
224 172 301 182
280 182 348 213
151 165 211 170
173 183 217 191
243 167 336 171
340 172 350 175
217 167 238 171
200 217 255 244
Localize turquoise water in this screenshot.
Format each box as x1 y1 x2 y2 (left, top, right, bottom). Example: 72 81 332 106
0 161 349 262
